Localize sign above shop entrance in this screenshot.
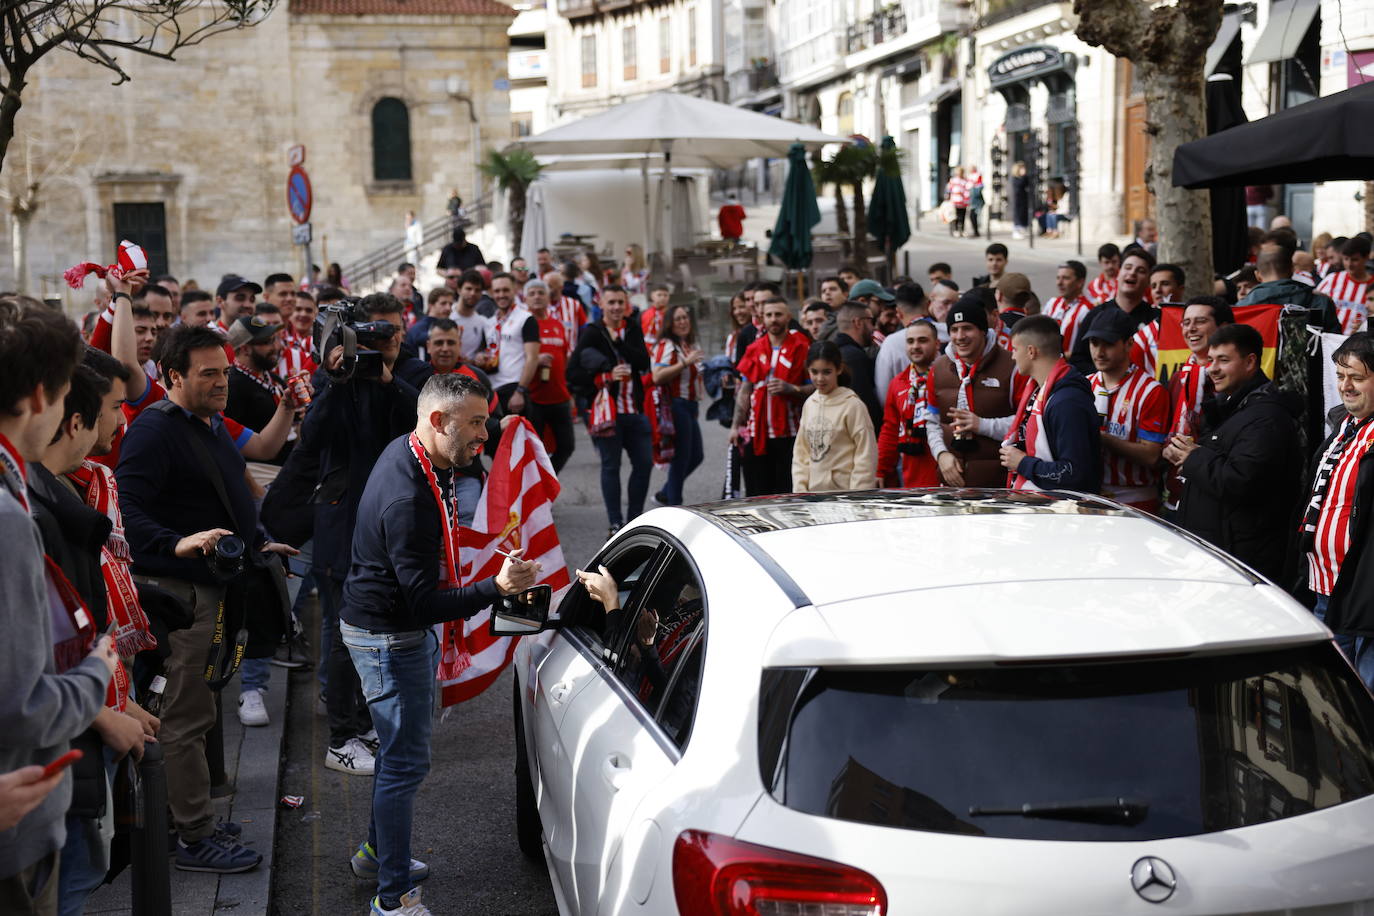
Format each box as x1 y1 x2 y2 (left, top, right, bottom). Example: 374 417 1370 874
988 45 1073 87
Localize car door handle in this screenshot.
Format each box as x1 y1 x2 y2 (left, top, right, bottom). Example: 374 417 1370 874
549 680 572 705
602 753 631 791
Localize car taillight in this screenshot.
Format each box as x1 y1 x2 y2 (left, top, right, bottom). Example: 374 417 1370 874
672 829 887 916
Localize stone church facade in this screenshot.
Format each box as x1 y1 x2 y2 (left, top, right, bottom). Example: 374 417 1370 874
4 0 514 303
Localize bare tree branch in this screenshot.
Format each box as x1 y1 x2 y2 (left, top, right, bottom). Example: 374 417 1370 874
0 0 277 172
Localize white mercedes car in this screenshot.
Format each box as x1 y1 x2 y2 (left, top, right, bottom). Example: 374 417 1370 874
498 490 1374 915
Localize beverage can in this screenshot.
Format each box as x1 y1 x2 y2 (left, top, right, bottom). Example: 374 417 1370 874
288 373 312 407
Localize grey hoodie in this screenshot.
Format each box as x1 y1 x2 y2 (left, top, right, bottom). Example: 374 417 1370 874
0 471 109 879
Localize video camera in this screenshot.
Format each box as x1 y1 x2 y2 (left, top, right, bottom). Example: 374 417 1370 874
316 298 398 382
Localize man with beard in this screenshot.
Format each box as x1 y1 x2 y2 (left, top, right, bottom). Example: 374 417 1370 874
731 298 811 495
1068 249 1159 375
341 373 537 916
225 314 299 468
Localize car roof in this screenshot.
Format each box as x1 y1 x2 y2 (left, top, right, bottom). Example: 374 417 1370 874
684 490 1328 663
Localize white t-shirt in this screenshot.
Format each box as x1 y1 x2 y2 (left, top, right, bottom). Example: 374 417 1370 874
450 309 489 363
487 305 540 388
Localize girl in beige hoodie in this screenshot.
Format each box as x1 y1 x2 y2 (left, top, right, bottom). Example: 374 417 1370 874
793 340 879 492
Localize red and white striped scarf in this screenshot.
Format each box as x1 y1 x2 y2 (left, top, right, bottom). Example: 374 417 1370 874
66 460 157 658
1005 358 1072 490
0 432 28 512
408 431 472 681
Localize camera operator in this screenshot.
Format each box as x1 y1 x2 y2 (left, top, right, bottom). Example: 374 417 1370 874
295 293 432 776
114 324 296 874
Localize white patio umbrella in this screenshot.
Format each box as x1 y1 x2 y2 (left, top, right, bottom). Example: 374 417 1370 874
511 93 846 267
519 181 548 273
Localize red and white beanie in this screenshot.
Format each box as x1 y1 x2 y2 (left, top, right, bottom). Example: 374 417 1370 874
64 240 149 289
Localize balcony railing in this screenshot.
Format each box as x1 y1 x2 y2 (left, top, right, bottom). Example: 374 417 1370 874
556 0 596 20
845 5 907 55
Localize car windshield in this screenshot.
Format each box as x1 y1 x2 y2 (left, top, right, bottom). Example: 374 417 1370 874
763 643 1374 841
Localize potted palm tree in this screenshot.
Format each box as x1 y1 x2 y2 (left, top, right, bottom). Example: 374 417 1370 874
481 148 545 256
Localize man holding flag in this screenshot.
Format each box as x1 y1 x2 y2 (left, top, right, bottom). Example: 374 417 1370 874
340 372 539 916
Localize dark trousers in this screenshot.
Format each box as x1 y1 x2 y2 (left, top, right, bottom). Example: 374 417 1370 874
662 398 705 505
742 436 794 496
952 207 967 235
968 207 981 237
320 577 373 746
592 412 652 527
527 398 576 472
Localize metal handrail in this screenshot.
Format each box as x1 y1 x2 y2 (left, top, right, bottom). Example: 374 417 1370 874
339 194 493 293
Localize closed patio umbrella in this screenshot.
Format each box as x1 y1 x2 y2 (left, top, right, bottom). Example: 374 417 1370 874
868 136 911 273
769 143 823 299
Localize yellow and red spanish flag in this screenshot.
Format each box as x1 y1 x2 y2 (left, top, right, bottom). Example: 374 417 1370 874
1156 303 1283 384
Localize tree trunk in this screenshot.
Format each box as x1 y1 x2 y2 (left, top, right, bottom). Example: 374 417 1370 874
833 184 851 260
509 184 527 258
1074 0 1221 299
1144 67 1213 298
851 181 869 265
0 72 26 177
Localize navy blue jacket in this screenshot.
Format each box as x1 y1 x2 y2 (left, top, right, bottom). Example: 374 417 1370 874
342 434 500 632
1013 367 1102 494
116 401 262 584
298 355 433 581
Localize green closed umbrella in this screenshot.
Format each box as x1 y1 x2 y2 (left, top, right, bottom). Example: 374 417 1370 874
769 142 823 274
868 136 911 269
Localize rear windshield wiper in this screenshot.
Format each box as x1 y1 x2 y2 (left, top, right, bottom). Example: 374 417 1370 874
968 797 1149 825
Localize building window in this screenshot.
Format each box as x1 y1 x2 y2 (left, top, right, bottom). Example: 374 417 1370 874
512 113 534 138
688 7 697 67
581 34 597 88
371 97 412 182
837 91 854 136
659 17 671 73
623 25 637 80
112 203 168 277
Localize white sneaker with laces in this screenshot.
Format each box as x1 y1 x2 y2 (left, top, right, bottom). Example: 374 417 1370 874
359 729 380 754
370 887 430 916
237 689 269 727
326 737 376 776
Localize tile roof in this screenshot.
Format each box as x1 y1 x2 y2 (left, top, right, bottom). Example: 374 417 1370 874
291 0 516 16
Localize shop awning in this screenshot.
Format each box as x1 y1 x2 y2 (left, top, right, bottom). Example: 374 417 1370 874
1246 0 1319 66
1205 10 1242 76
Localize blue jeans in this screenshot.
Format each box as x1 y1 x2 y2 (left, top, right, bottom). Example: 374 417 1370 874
240 657 269 693
662 398 704 505
1314 594 1374 689
342 622 438 905
57 747 118 916
592 412 653 527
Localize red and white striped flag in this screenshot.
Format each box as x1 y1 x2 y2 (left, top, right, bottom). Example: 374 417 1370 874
437 417 570 707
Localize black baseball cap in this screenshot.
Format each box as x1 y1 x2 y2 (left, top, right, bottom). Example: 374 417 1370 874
1083 308 1138 345
216 274 263 299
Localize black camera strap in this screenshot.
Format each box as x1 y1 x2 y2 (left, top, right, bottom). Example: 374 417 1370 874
149 400 251 687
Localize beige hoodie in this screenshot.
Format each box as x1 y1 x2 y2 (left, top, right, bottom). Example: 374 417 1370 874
792 385 878 492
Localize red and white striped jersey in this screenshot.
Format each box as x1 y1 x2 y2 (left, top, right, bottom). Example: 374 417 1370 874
651 339 703 401
1307 416 1374 595
1317 270 1370 316
641 307 668 348
1086 273 1117 305
277 346 317 380
1130 320 1159 379
549 296 587 357
1163 357 1211 511
1337 307 1367 334
1044 295 1094 353
1089 366 1169 505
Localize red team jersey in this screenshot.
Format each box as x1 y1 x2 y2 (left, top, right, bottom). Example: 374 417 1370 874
1307 416 1374 595
1044 295 1094 353
877 366 939 488
1130 320 1159 379
1086 273 1117 305
1089 366 1169 510
530 317 571 405
1317 271 1370 333
640 307 669 348
651 339 703 401
550 296 587 355
737 329 809 453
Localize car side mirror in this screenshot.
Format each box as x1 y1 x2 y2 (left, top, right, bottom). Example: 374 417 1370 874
489 585 553 637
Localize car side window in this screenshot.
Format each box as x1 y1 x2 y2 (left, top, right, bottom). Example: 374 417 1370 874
657 628 704 747
560 542 658 651
613 551 705 730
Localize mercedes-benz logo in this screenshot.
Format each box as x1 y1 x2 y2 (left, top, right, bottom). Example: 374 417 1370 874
1130 856 1178 904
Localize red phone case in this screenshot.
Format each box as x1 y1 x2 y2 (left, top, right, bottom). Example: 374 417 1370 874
40 749 83 779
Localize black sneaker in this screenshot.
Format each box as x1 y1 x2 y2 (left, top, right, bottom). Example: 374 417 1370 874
175 835 262 874
270 634 312 670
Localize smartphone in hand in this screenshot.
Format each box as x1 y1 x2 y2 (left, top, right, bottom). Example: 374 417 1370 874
40 749 83 780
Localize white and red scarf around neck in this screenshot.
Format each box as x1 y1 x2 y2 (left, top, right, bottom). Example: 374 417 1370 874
66 460 157 658
409 432 474 680
1005 358 1073 490
953 348 983 411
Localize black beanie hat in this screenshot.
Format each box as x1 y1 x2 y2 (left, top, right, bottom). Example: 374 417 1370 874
947 292 990 334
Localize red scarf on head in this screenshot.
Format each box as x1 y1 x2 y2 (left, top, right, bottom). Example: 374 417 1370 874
407 433 471 679
1005 358 1073 490
66 461 157 658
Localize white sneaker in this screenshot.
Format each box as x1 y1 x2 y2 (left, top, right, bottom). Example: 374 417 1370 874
370 887 430 915
326 738 376 776
237 689 269 727
358 729 380 754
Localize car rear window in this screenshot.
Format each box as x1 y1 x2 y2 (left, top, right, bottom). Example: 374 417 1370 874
760 643 1374 841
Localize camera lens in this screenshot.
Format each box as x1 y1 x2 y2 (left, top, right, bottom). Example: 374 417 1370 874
215 534 246 561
